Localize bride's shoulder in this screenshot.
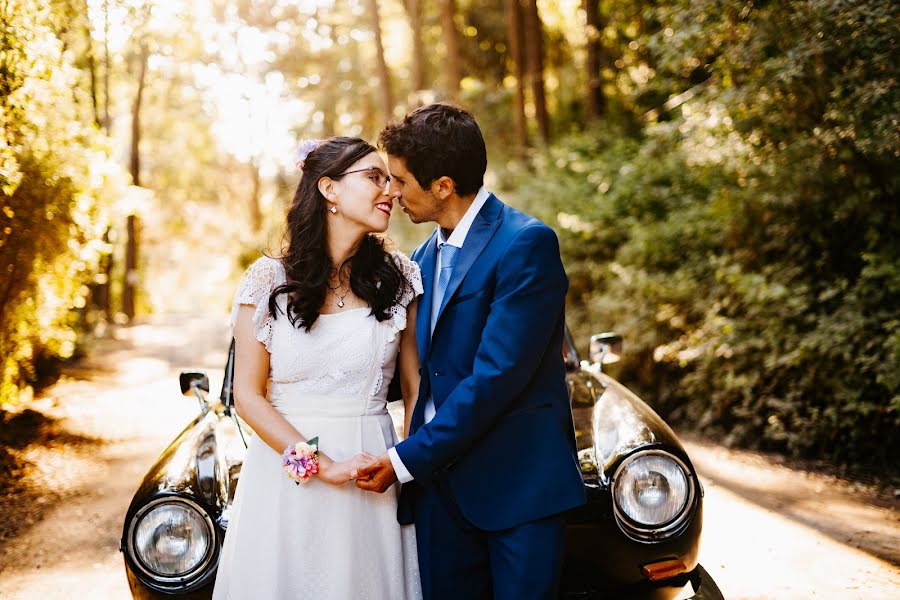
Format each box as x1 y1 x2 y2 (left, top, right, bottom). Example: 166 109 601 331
244 255 285 278
237 255 286 295
389 250 421 279
388 250 423 299
232 256 285 349
388 249 415 269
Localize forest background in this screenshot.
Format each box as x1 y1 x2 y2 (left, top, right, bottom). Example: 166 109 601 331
2 0 897 471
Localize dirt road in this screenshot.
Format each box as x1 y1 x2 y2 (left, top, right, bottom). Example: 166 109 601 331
0 315 231 598
0 315 898 599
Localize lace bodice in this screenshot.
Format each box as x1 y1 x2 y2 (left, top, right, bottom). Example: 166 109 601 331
230 252 423 399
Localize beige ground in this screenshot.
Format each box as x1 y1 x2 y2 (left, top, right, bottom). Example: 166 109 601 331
684 439 899 599
0 315 897 599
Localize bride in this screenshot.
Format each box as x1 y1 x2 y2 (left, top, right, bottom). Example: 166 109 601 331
213 137 423 599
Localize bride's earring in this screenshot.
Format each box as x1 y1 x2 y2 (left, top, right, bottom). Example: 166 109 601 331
329 204 338 214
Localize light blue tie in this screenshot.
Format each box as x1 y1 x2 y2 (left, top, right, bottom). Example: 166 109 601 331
432 243 460 333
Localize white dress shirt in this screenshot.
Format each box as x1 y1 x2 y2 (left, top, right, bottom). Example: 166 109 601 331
388 187 491 483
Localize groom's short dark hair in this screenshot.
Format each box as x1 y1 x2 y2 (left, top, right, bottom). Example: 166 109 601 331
378 103 487 196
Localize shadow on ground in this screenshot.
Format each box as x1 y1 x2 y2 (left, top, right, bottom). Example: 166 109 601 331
683 436 900 566
0 314 229 578
0 409 101 452
0 408 103 549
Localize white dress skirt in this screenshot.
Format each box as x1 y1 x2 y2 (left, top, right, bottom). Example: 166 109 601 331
212 254 423 600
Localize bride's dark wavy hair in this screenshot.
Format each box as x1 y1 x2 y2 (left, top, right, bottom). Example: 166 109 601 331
269 136 409 331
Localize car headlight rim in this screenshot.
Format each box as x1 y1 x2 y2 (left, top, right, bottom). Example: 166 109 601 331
126 496 217 585
611 449 696 541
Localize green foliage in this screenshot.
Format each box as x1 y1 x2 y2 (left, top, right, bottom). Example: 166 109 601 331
2 0 896 469
505 0 899 466
0 0 123 404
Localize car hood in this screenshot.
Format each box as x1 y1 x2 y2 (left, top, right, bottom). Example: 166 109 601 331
571 367 685 484
124 407 246 523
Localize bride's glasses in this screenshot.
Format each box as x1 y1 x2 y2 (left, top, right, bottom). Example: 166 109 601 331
337 167 391 189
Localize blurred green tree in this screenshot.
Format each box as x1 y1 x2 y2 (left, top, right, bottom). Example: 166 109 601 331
0 0 125 404
508 0 899 466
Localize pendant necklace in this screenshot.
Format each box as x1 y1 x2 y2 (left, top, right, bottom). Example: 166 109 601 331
328 277 349 308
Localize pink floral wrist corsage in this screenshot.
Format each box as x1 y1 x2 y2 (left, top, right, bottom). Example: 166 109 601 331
282 437 319 484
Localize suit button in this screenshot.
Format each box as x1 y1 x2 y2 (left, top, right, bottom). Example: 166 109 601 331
433 371 440 376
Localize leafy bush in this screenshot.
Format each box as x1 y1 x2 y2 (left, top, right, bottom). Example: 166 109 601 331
0 1 123 404
503 0 899 467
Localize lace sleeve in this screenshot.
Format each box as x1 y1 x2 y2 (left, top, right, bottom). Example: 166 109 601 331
386 251 424 342
230 256 285 352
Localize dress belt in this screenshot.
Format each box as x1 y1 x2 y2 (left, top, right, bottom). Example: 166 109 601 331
268 391 388 451
268 392 386 418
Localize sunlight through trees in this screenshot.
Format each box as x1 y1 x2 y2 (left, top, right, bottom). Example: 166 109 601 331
2 0 897 467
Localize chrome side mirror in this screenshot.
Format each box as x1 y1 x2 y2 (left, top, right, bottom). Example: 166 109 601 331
179 371 210 415
180 371 210 395
589 333 623 368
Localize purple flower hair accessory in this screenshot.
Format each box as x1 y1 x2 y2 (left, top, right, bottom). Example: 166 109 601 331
293 139 323 169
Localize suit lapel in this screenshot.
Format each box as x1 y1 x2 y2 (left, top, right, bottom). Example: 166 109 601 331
433 194 503 332
415 231 438 364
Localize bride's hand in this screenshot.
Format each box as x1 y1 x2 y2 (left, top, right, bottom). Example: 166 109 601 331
318 452 376 485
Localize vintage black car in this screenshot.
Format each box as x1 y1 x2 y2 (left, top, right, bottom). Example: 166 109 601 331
120 329 723 599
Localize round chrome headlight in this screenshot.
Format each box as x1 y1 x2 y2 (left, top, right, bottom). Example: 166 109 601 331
127 497 216 584
612 450 695 541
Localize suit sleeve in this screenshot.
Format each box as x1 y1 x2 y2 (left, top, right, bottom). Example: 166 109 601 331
394 224 568 481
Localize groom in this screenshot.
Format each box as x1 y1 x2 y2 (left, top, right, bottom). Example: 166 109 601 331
357 104 586 599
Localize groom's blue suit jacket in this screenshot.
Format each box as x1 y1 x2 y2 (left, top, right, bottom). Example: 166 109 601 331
395 194 586 531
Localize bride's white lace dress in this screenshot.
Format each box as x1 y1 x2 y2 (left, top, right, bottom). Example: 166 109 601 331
212 252 423 600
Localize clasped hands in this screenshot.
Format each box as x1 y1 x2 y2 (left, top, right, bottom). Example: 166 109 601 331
353 452 398 493
318 452 396 491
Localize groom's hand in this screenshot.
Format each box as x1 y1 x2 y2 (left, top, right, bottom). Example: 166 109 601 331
354 453 397 493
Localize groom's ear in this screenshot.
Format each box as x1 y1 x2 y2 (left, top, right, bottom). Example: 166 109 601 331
431 176 456 201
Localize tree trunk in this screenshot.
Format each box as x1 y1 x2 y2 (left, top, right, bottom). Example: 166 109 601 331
102 0 111 133
0 251 20 335
122 215 137 320
367 0 394 122
130 43 147 186
404 0 426 93
505 0 528 149
83 13 101 129
320 9 337 136
522 0 549 142
440 0 462 102
87 228 113 323
321 106 336 137
78 1 107 330
248 159 262 233
123 42 148 321
98 228 112 317
583 0 605 121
